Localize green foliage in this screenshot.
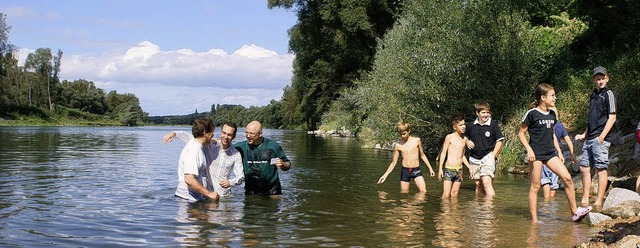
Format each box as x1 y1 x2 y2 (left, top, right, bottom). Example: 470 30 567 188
105 91 147 126
321 0 590 169
57 79 107 114
270 0 403 130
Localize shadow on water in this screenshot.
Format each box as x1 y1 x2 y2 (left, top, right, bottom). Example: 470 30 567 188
0 127 600 246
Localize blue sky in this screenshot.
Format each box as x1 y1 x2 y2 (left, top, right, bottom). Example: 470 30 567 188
0 1 297 116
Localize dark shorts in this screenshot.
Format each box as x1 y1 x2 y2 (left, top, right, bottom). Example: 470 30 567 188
535 150 558 162
245 181 282 195
443 168 463 182
400 167 423 182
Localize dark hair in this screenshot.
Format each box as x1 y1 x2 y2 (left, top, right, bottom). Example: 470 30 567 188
530 83 555 108
222 121 238 137
451 115 465 127
192 118 214 138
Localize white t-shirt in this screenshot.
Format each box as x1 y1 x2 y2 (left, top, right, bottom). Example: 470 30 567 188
174 139 208 202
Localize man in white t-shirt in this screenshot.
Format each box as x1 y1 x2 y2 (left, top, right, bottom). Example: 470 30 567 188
173 118 220 202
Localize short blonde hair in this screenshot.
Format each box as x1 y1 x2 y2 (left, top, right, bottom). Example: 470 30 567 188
475 102 491 113
396 121 410 132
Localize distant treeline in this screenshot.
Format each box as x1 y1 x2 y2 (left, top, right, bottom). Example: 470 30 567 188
149 102 284 129
0 14 147 126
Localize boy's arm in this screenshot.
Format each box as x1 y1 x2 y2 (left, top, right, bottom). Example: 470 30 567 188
598 114 617 144
437 135 449 181
562 135 577 164
553 133 564 164
418 140 435 177
518 123 535 162
377 145 400 184
493 140 504 160
575 129 588 141
463 154 472 179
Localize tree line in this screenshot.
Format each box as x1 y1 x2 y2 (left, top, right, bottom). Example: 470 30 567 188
149 101 285 129
0 13 147 126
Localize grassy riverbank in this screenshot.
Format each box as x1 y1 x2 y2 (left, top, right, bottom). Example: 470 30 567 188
0 106 127 127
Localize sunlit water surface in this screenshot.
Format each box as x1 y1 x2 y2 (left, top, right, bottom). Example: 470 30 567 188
0 126 598 247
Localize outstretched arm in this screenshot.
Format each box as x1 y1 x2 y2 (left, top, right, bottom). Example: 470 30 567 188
163 131 193 144
378 145 400 184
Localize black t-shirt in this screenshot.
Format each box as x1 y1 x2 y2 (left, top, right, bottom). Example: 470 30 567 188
587 87 617 142
465 119 504 159
522 108 557 160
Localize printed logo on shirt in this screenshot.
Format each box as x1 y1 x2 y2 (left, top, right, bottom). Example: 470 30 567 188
248 160 268 164
484 131 491 137
538 119 555 128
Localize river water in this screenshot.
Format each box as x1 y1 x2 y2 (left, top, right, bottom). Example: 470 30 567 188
0 126 599 247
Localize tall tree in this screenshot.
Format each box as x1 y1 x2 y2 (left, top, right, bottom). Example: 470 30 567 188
269 0 403 129
24 48 61 111
0 13 17 112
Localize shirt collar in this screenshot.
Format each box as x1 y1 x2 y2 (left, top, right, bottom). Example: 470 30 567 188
473 118 491 126
594 86 609 95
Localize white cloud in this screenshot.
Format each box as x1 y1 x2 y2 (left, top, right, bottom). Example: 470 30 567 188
61 41 293 89
52 41 293 116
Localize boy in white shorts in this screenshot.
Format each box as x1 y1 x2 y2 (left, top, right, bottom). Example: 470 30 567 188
465 102 504 197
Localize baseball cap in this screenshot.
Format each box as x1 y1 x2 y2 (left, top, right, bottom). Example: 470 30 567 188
592 66 607 77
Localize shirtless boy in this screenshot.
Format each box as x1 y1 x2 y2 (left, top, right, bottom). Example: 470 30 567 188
438 116 472 198
377 121 436 193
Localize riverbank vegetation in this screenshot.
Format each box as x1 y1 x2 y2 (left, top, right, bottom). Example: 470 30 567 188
272 0 640 170
0 14 147 127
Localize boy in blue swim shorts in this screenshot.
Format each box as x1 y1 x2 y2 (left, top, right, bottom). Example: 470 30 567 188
378 121 436 193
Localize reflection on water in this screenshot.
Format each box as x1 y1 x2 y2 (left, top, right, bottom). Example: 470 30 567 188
377 191 427 247
174 200 245 247
433 198 466 248
469 197 497 247
0 126 601 246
